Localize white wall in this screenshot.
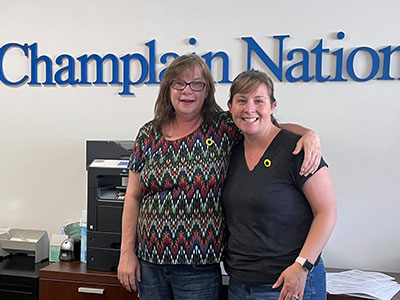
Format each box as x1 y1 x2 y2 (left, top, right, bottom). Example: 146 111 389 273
1 0 399 272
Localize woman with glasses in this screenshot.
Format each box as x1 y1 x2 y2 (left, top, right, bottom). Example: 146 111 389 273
117 54 322 300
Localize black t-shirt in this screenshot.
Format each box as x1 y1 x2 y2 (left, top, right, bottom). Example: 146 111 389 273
222 129 328 285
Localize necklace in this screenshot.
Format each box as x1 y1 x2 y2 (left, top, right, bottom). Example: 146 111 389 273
244 139 270 163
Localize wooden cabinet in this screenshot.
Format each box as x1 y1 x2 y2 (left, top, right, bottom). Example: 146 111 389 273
39 261 137 300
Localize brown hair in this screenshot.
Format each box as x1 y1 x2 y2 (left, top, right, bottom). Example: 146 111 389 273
153 54 222 133
229 69 279 126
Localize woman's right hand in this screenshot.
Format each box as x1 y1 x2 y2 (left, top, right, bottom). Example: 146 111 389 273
117 252 141 292
273 263 307 300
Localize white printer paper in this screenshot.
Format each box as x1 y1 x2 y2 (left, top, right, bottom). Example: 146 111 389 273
327 269 400 300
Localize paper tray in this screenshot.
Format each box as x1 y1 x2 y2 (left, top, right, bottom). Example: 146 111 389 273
0 229 49 263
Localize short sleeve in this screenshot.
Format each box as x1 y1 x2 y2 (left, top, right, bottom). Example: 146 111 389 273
128 122 153 173
289 146 328 189
221 111 242 143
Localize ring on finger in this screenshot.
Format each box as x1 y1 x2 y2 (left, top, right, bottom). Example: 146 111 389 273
292 295 299 300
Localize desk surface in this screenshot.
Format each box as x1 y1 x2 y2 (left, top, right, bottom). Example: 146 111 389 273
39 260 120 284
39 263 400 300
326 268 400 300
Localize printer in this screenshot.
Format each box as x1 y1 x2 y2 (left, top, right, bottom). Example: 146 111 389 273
0 228 10 259
86 140 133 271
0 228 49 263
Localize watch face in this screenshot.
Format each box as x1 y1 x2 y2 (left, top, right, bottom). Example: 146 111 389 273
295 257 314 272
304 260 314 272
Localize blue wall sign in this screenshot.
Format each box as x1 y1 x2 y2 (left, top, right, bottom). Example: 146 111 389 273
0 32 399 96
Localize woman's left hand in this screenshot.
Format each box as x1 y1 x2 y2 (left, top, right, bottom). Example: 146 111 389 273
273 263 308 300
293 130 321 176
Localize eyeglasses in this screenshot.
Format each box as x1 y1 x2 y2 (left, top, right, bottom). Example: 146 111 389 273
171 80 206 92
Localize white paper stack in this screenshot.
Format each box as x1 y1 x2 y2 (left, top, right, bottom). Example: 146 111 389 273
327 269 400 300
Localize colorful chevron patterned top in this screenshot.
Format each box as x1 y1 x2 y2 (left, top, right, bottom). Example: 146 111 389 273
128 111 241 265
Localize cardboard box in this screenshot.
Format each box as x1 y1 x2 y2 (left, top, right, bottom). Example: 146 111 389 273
49 233 68 262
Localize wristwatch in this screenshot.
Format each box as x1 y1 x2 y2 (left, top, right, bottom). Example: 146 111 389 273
295 256 314 272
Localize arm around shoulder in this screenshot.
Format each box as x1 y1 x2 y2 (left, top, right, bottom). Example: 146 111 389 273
279 123 310 136
280 123 321 176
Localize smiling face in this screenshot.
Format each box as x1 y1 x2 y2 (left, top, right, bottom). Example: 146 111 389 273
228 83 276 138
169 67 207 121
